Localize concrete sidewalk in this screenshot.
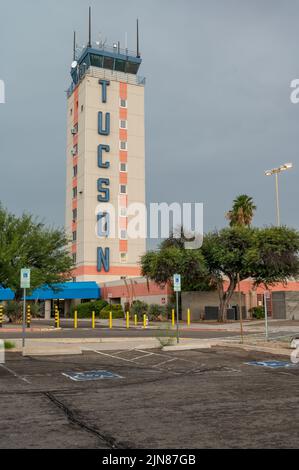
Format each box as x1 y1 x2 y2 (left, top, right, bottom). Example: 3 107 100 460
2 333 293 358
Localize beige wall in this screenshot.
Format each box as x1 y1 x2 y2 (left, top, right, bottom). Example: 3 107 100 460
181 291 247 320
66 69 146 282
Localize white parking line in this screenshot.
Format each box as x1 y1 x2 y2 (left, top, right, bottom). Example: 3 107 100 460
92 349 200 376
152 358 177 367
0 363 31 384
132 352 154 360
93 350 133 362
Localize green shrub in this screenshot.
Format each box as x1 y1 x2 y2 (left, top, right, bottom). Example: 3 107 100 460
249 306 265 319
148 304 167 321
130 300 148 320
4 341 15 350
165 302 175 319
4 301 21 323
100 304 124 319
29 303 42 318
70 299 108 318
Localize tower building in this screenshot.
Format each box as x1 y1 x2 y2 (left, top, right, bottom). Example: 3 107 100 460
65 11 146 283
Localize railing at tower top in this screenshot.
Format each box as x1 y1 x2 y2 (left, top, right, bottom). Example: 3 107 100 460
66 66 146 98
74 43 139 60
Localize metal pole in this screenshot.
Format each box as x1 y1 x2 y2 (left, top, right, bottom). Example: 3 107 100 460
22 288 26 348
264 292 269 341
176 291 179 344
275 172 280 226
237 274 244 343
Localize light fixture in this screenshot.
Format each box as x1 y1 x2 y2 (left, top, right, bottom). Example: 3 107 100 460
264 162 293 226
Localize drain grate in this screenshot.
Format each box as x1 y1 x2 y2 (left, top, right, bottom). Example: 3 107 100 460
62 370 123 381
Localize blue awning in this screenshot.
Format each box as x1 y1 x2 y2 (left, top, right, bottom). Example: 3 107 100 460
0 287 15 301
26 282 100 300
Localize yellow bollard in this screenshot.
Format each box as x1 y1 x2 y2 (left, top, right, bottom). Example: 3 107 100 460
0 305 3 328
187 308 191 326
92 311 95 329
126 311 130 329
134 314 137 326
26 304 31 328
172 309 175 327
74 310 78 329
55 308 60 328
109 311 112 329
143 314 147 328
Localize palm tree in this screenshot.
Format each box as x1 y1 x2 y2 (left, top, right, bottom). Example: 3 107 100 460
226 194 257 227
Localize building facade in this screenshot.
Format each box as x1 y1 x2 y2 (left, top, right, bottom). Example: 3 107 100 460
65 37 146 283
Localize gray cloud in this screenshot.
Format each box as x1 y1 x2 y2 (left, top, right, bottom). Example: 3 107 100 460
1 0 298 241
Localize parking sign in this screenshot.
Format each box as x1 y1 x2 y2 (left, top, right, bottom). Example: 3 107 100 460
20 269 30 289
173 274 181 292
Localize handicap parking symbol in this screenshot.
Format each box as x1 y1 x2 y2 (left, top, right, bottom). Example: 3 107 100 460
246 360 297 369
62 370 123 381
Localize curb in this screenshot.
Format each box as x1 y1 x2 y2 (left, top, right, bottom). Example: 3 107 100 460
215 341 292 357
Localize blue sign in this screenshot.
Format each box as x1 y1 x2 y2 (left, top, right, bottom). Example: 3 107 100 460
62 370 123 381
97 81 111 272
246 360 297 369
173 274 181 292
20 268 31 288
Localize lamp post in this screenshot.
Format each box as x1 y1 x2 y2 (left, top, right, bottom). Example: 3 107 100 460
264 163 293 226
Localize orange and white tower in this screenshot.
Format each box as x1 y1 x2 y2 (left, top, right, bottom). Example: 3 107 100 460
65 11 146 283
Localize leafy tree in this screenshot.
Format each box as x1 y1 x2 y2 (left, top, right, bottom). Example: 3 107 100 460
226 194 256 227
141 245 214 292
201 225 299 321
0 204 74 300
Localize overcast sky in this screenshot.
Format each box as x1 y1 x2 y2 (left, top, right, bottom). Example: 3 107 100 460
1 0 299 241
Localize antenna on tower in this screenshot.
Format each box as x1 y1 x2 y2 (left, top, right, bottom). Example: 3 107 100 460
136 18 140 58
87 6 92 47
73 31 76 60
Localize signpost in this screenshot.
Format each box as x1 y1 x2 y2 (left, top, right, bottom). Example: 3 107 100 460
264 290 270 341
20 269 30 348
173 274 181 344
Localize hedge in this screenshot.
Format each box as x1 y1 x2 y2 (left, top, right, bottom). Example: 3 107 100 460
100 304 124 319
249 306 265 319
70 300 108 318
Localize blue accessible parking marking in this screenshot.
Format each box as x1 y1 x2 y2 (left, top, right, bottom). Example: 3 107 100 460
62 370 123 381
246 360 297 369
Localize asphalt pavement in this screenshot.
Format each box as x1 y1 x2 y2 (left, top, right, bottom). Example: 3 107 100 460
0 347 298 448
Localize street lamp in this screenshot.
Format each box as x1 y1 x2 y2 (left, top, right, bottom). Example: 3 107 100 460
264 163 293 226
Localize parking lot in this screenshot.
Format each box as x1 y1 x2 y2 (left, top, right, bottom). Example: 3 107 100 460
0 346 299 449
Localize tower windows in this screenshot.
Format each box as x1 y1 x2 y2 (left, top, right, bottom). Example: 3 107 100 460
120 120 127 129
120 206 127 217
120 141 127 151
72 187 77 199
72 231 77 242
119 98 127 108
120 162 127 172
73 165 78 177
71 144 78 156
120 229 127 240
120 252 127 263
72 208 77 221
120 184 127 194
